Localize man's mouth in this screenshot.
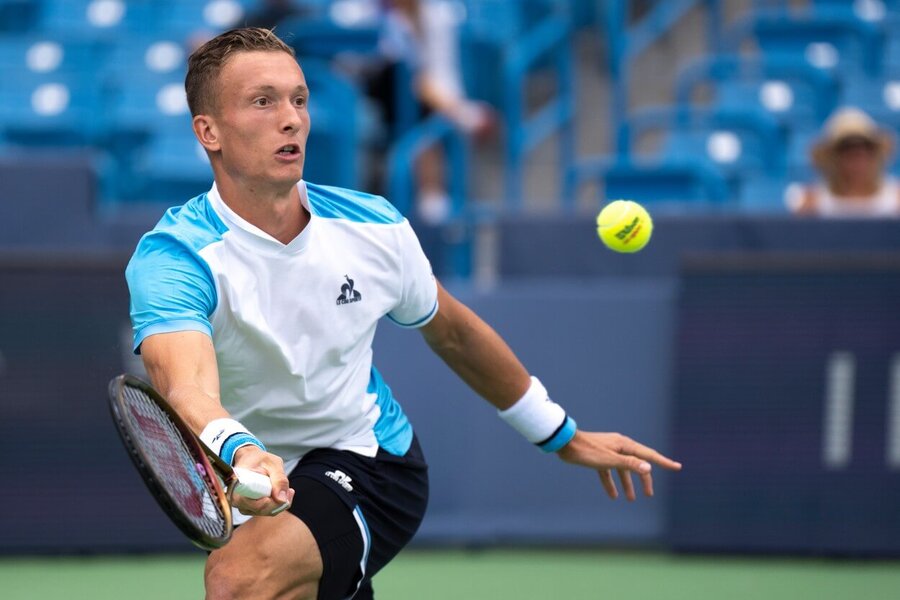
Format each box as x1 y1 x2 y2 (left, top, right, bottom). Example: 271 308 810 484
277 145 299 156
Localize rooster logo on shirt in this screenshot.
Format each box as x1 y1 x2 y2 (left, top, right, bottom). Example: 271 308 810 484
336 275 362 305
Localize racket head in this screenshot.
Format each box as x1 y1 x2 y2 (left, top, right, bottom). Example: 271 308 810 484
108 374 234 550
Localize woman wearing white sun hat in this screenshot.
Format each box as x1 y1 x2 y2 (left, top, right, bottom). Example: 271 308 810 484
786 107 900 217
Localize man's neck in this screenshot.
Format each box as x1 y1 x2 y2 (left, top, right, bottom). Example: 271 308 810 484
216 177 310 245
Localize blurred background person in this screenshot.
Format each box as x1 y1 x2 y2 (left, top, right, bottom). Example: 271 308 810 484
363 0 495 224
785 107 900 218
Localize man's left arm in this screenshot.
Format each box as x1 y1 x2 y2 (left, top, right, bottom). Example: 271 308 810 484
420 281 682 501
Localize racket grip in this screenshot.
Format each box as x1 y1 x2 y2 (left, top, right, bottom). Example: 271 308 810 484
232 467 273 500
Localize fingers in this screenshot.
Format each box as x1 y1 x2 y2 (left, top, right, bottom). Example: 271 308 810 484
640 470 654 497
256 466 294 515
235 486 295 516
617 468 636 501
620 455 652 474
561 431 679 500
270 470 291 504
601 468 650 500
621 438 682 471
232 446 295 516
598 470 618 499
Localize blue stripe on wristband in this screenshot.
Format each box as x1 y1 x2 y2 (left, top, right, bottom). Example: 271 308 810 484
219 432 266 466
537 416 577 453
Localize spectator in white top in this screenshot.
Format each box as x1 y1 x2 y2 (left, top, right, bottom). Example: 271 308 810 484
365 0 495 224
786 107 900 217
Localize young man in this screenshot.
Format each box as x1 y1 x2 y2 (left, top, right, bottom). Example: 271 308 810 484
126 28 681 600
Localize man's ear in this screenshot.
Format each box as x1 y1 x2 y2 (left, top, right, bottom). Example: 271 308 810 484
193 114 221 152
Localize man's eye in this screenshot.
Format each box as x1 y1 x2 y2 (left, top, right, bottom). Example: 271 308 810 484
294 96 307 107
254 97 269 106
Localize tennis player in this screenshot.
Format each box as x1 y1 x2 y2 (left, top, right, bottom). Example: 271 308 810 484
125 27 681 600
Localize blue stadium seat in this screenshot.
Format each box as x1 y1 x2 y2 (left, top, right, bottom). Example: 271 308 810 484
600 160 730 205
0 0 40 32
630 107 786 174
811 0 896 21
104 35 186 82
606 106 787 207
276 16 380 58
880 13 900 71
839 72 900 127
121 126 212 203
462 0 555 43
674 55 839 130
785 129 818 182
158 0 256 38
38 0 162 36
727 10 884 77
300 59 361 188
0 70 105 147
459 0 563 105
106 56 362 202
738 173 791 211
106 72 191 163
104 37 189 147
0 34 109 74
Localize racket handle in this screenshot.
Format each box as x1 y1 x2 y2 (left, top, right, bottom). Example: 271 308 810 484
232 467 273 500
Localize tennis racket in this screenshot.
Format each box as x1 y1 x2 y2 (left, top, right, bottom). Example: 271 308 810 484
108 374 274 550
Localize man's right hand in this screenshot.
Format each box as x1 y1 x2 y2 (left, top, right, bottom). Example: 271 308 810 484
231 445 295 516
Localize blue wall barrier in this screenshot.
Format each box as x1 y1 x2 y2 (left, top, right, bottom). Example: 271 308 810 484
670 255 900 556
4 160 900 554
0 262 675 552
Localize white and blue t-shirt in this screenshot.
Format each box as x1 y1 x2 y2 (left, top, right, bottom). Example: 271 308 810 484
126 181 438 473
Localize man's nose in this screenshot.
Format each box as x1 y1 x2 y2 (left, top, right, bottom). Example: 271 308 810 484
280 102 301 132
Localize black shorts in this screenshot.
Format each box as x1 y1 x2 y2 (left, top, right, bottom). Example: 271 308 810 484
287 435 429 600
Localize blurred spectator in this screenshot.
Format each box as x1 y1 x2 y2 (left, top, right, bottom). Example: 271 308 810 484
786 107 900 218
364 0 495 224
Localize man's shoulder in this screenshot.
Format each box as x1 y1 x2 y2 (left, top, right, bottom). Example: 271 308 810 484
136 193 228 256
305 182 405 226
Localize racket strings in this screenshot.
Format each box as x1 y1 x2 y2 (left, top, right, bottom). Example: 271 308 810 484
122 386 228 539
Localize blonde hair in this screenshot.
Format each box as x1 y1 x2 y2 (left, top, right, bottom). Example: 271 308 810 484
185 27 295 116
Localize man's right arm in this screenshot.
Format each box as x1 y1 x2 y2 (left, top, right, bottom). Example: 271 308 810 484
140 330 294 515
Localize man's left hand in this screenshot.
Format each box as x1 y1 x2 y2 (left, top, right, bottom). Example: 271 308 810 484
556 431 682 501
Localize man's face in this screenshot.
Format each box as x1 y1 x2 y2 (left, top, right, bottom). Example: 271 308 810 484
201 50 310 190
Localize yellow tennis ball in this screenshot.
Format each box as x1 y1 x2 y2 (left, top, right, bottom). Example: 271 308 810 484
596 200 653 253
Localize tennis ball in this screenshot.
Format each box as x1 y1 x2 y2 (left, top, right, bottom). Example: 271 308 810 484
596 200 653 253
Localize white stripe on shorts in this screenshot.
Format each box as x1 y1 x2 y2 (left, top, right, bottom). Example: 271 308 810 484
346 505 372 600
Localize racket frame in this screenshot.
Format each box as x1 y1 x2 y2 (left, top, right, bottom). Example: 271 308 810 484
109 374 236 550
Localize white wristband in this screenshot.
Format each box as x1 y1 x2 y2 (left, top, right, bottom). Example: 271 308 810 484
199 418 266 466
498 377 577 452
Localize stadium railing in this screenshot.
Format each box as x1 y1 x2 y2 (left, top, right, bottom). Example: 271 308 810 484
725 7 885 77
571 155 730 206
601 0 720 154
571 105 785 208
673 54 839 127
387 113 471 279
502 9 575 210
673 54 841 188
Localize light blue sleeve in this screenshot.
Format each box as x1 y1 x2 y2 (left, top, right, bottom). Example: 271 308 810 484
125 232 217 353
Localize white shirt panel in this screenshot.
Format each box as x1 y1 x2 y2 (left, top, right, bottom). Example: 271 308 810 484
127 180 438 473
